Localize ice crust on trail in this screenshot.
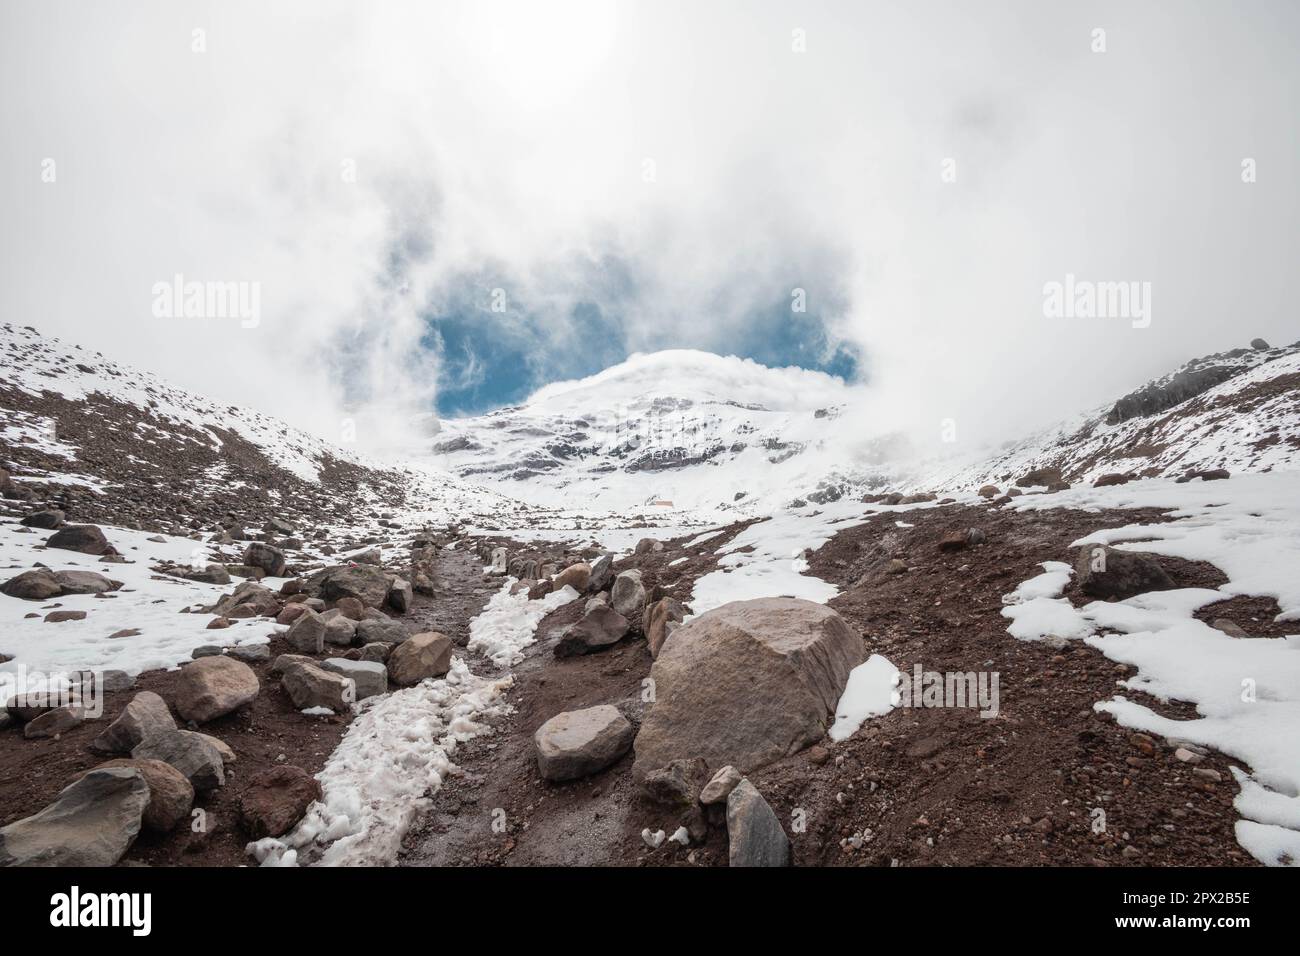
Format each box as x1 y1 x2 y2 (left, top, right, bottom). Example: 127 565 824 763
999 472 1300 866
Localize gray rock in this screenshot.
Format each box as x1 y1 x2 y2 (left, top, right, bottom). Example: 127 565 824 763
24 705 85 739
632 598 863 783
726 779 790 867
0 767 149 867
634 538 664 555
212 581 279 617
191 645 223 659
1074 546 1176 601
321 658 388 700
534 705 635 782
20 509 64 529
700 765 743 805
387 632 453 686
323 614 357 647
228 642 271 662
588 553 614 592
356 617 411 646
285 607 327 653
313 564 392 608
280 661 351 711
45 524 111 555
90 690 176 755
242 542 287 577
611 569 647 622
642 756 709 808
1251 338 1270 350
358 642 392 663
387 577 413 613
555 606 630 657
1211 618 1250 639
0 568 62 600
644 597 685 658
173 656 260 724
132 729 225 791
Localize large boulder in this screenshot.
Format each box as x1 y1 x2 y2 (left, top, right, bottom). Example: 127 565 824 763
53 570 121 594
0 568 62 600
588 553 614 592
280 661 351 711
611 569 647 622
533 705 635 782
237 765 321 839
322 613 357 647
90 690 176 755
726 779 790 867
132 729 225 791
632 598 864 782
1074 546 1176 601
173 656 260 723
553 562 591 592
0 767 149 867
85 759 193 833
313 565 392 608
554 606 629 658
644 597 685 658
242 542 287 577
45 524 111 555
1016 466 1062 488
387 632 452 687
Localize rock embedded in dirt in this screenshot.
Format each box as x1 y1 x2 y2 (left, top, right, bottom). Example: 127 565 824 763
534 704 636 782
90 690 176 755
314 564 392 608
20 509 65 529
322 613 357 647
238 765 321 839
228 643 271 663
632 597 864 784
356 617 410 646
286 607 327 653
23 705 85 739
280 660 352 711
644 596 686 658
634 538 664 555
0 767 149 867
213 580 280 618
387 632 453 686
611 569 647 622
86 758 193 833
553 562 591 592
1210 618 1250 639
588 553 614 592
242 542 287 577
173 656 260 723
554 605 630 658
642 756 709 808
0 568 62 600
1074 545 1176 601
321 658 387 700
700 765 743 805
45 524 112 555
387 577 413 613
726 778 790 867
132 728 226 792
938 531 968 552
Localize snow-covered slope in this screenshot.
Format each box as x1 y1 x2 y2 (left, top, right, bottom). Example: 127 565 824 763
913 340 1300 492
425 350 872 514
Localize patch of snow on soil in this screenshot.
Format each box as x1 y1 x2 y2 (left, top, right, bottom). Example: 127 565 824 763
830 654 900 742
468 582 579 668
1001 472 1300 866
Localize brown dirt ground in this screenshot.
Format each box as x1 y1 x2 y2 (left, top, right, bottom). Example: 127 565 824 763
400 499 1260 867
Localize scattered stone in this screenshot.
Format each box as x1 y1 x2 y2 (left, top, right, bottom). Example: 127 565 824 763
212 581 280 617
726 779 790 867
243 542 288 577
20 509 65 529
1211 618 1250 639
280 661 351 711
86 758 193 833
644 597 686 658
45 524 111 555
611 569 647 621
24 705 85 739
1250 338 1270 350
635 538 664 555
387 577 413 613
700 765 743 805
314 564 392 608
356 617 410 646
323 614 357 647
90 691 176 755
44 610 87 623
228 642 271 663
554 562 591 592
588 554 614 592
358 642 392 663
633 598 863 782
238 765 322 839
206 617 232 630
534 705 635 782
1016 466 1062 488
1093 473 1133 487
0 568 62 600
286 607 327 653
173 656 260 723
0 767 148 866
643 756 709 808
1174 747 1204 764
977 485 1000 498
132 729 226 791
1074 546 1175 601
321 658 388 700
387 632 453 686
938 531 968 552
554 606 630 658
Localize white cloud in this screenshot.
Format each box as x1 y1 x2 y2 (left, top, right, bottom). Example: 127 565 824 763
1 0 1296 455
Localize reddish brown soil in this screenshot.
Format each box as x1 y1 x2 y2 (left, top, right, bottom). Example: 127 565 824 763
401 500 1258 867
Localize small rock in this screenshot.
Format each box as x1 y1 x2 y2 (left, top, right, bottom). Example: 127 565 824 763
534 705 635 782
